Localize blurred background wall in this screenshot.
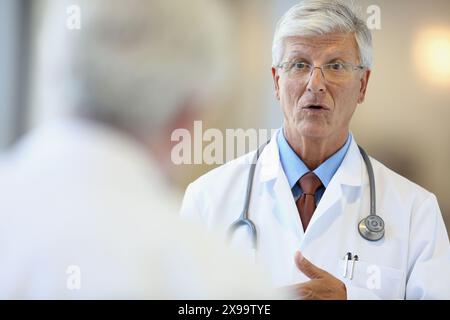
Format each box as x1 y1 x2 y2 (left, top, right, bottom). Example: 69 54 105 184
1 0 449 227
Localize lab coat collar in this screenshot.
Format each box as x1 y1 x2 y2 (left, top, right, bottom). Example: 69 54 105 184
257 129 365 241
336 135 364 187
259 129 363 188
258 129 283 183
305 138 363 237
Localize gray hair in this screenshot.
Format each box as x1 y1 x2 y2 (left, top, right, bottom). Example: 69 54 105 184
272 0 373 68
34 0 230 133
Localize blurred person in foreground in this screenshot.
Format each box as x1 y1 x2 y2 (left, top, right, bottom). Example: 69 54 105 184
181 0 450 299
0 0 277 299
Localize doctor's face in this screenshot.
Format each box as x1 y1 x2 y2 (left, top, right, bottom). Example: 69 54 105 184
272 33 370 145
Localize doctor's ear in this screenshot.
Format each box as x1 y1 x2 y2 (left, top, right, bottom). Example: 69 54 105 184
272 67 280 100
357 69 371 104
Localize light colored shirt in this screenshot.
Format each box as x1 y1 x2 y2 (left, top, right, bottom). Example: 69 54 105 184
277 128 352 204
0 118 277 299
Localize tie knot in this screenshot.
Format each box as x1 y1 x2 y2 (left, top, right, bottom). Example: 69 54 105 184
298 172 323 195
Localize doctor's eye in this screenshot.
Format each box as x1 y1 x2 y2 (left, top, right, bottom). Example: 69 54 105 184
327 62 345 71
292 62 310 70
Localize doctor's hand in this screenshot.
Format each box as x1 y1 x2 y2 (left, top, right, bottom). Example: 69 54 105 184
286 251 347 300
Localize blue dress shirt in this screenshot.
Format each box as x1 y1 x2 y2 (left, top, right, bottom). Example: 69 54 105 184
277 129 352 204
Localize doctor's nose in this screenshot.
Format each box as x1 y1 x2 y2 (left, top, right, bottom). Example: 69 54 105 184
306 67 326 94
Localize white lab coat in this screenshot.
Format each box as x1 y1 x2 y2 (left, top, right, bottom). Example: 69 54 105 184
181 129 450 299
0 119 275 299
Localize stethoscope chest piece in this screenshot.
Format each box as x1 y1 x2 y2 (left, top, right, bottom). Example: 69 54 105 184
358 214 385 241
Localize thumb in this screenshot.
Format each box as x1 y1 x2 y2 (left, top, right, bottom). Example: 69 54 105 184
294 251 325 279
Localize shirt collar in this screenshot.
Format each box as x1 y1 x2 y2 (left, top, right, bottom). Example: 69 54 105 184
277 128 352 189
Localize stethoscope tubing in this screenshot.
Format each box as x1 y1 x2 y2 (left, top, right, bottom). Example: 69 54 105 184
228 139 384 249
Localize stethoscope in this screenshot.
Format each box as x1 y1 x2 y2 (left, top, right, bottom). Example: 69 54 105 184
227 140 385 250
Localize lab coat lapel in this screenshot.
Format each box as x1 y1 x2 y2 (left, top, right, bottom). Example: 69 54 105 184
304 138 363 238
258 130 304 240
257 133 364 242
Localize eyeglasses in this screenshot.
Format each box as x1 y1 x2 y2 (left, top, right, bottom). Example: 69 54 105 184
277 61 365 83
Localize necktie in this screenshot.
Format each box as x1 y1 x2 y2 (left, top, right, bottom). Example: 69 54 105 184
296 172 323 231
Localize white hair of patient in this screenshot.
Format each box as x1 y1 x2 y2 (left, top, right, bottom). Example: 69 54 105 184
34 0 230 134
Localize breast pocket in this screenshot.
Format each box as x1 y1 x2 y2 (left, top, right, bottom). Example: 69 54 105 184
337 258 405 299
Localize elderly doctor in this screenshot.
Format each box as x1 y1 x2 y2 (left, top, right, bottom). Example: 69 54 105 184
181 0 450 300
